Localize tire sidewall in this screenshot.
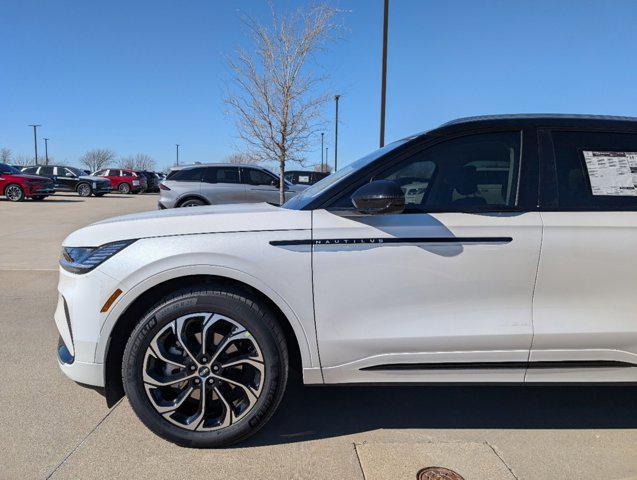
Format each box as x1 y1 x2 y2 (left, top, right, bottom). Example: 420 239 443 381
122 290 286 448
181 199 204 207
5 184 24 202
77 183 92 197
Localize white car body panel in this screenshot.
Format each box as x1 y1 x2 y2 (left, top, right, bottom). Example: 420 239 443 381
55 204 637 389
57 204 321 385
527 211 637 382
312 209 543 383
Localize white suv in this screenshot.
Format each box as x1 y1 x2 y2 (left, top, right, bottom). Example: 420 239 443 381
56 115 637 447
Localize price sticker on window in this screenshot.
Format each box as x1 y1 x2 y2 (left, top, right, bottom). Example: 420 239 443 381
583 151 637 196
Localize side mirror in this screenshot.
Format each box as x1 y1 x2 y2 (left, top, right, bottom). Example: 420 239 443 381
351 180 405 215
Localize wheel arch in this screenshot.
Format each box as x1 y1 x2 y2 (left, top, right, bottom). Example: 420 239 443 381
102 273 307 407
175 194 210 207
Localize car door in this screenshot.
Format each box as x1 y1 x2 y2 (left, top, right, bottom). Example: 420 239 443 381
56 167 77 191
96 169 116 188
200 167 244 204
241 167 281 204
0 163 13 192
528 129 637 382
34 166 56 187
312 130 543 383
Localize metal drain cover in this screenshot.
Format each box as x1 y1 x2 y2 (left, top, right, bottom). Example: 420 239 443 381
417 466 465 480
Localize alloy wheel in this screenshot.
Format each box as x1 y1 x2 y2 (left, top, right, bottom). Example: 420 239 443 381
182 201 203 207
142 312 265 431
78 183 91 197
5 184 24 201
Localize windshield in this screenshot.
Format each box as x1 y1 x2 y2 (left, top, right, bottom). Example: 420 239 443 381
0 163 20 174
283 139 409 210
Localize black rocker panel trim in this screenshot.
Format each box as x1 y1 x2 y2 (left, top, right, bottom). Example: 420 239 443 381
360 360 636 371
270 236 513 247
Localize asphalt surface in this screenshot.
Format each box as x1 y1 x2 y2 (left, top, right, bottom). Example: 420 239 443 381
1 193 637 479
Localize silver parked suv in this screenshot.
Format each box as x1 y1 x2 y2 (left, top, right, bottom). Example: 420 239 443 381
158 164 307 208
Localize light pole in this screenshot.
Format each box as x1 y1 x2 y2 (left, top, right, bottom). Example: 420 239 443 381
44 138 49 165
320 132 324 171
379 0 389 147
325 147 328 170
29 124 41 165
334 95 340 171
176 144 180 166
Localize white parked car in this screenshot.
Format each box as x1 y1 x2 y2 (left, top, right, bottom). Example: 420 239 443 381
56 115 637 447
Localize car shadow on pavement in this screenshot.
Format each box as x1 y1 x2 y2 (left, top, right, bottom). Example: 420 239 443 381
245 382 637 447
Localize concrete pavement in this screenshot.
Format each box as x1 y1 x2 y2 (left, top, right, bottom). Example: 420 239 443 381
1 193 637 479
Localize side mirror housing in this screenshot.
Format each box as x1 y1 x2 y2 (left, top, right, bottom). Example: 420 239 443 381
351 180 405 215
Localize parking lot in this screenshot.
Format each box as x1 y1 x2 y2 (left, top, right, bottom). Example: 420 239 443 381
1 194 637 479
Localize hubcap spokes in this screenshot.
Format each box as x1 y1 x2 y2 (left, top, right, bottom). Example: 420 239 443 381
7 186 21 200
143 312 265 431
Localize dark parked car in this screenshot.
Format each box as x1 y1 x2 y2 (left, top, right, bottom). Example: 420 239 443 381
284 170 330 185
21 165 111 197
138 171 160 193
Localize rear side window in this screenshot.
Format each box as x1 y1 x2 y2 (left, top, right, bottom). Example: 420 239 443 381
550 131 637 209
170 168 204 182
23 166 38 174
39 166 54 175
202 167 240 184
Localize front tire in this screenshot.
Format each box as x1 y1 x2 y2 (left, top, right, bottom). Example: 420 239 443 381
122 286 288 448
180 198 205 207
77 183 92 197
5 184 25 202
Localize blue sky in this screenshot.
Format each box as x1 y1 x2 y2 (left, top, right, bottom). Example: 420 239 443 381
2 0 637 171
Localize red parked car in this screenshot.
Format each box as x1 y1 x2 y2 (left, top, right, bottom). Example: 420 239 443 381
0 163 56 202
92 168 147 194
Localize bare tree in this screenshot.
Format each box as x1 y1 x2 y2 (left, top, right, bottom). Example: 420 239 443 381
225 3 340 204
224 152 260 165
79 149 115 172
13 154 34 166
314 163 332 173
0 148 11 163
120 153 155 171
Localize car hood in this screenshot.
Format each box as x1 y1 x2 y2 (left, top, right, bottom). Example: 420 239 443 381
80 175 110 182
63 202 311 246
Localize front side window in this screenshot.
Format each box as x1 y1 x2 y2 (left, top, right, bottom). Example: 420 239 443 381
202 167 240 184
66 167 85 177
550 130 637 209
330 131 521 212
242 168 275 186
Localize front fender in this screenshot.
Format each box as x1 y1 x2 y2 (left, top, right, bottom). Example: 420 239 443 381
95 263 317 371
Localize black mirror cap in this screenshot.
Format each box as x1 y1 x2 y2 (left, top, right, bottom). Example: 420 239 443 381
351 179 405 215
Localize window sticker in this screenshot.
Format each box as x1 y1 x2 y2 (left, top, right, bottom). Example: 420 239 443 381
582 151 637 196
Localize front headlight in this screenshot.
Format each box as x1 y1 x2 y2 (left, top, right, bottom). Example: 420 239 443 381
60 239 136 274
